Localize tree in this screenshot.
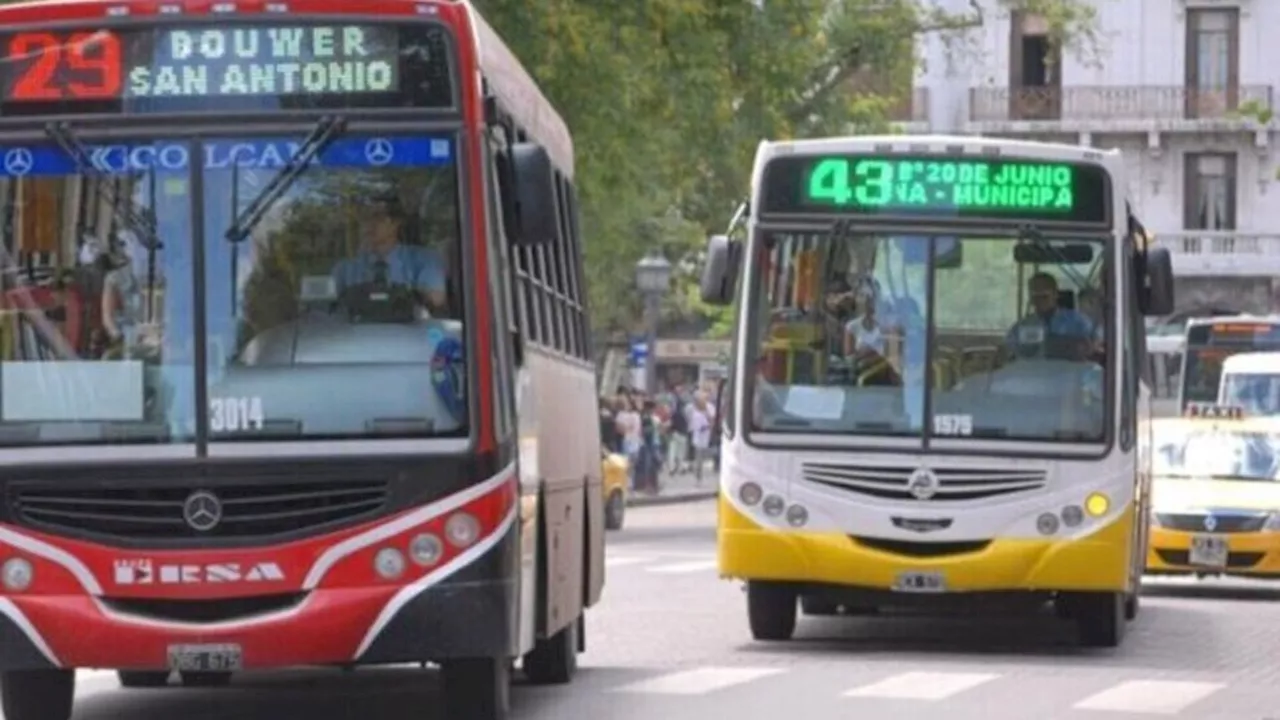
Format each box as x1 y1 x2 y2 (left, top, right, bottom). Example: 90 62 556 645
474 0 1104 337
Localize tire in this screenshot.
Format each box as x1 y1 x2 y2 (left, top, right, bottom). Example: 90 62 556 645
1 670 74 720
442 657 511 720
747 581 797 641
522 613 579 685
180 671 232 687
118 671 170 688
604 490 625 531
1073 592 1127 648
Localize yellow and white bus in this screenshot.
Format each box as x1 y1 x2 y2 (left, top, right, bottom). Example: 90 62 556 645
699 135 1175 648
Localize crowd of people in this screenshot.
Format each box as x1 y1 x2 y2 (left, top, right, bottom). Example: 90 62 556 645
599 382 721 495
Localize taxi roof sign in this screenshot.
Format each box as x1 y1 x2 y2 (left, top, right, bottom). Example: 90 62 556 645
1184 403 1244 420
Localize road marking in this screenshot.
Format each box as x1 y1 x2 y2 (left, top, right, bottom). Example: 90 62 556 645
1073 680 1225 714
844 671 999 700
612 667 782 695
647 560 717 574
605 556 650 568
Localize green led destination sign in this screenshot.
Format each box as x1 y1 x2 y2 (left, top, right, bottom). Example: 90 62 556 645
759 154 1111 224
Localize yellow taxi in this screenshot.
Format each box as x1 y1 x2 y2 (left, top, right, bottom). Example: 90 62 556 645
1147 403 1280 578
602 449 629 530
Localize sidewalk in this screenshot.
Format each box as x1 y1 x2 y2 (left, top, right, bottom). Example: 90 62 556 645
626 468 719 507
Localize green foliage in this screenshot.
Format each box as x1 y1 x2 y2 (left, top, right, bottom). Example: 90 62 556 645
474 0 1101 336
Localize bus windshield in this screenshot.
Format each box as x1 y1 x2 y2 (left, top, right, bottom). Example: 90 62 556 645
748 230 1109 443
0 132 464 447
1181 322 1280 407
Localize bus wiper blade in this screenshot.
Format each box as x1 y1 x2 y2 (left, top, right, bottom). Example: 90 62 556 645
44 121 159 247
225 114 347 243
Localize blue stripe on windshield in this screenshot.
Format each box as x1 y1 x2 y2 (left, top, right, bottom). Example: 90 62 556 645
0 136 453 178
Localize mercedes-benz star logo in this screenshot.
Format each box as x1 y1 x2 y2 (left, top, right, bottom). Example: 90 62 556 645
364 138 394 166
1203 514 1217 532
906 468 940 501
183 490 224 532
3 148 32 177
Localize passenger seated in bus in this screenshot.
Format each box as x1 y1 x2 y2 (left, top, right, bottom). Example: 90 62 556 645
330 191 447 315
1005 272 1095 361
100 230 161 359
842 281 886 359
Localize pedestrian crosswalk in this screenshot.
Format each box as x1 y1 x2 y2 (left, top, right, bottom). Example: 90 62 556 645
597 665 1249 715
606 549 719 575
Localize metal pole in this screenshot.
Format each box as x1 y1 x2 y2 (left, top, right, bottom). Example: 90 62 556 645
644 292 661 393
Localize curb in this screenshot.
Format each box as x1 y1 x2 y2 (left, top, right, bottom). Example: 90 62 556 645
626 490 718 508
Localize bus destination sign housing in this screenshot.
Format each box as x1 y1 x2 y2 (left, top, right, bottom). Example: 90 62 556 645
759 153 1111 225
0 22 455 115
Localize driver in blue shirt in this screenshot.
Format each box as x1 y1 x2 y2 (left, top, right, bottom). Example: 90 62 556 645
331 191 447 313
1006 272 1095 360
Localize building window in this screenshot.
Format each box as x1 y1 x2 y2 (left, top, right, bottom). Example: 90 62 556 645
1183 153 1237 231
1185 8 1239 118
1008 12 1061 120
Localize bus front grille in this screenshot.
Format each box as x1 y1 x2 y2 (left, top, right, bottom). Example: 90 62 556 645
803 463 1047 501
11 480 389 541
1154 512 1268 533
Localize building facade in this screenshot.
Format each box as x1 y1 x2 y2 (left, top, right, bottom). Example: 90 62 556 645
896 0 1279 314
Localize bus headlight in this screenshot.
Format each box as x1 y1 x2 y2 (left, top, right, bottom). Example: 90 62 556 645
1 557 32 592
785 504 808 527
738 483 763 506
762 495 785 517
1036 513 1060 536
1085 492 1110 517
1061 505 1084 528
409 533 444 566
374 547 406 579
445 512 481 548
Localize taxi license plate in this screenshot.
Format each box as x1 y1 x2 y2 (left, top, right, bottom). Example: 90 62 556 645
167 644 242 672
1189 535 1228 568
893 570 946 593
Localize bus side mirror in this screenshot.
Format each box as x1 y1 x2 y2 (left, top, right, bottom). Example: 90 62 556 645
700 235 741 305
1139 247 1175 316
508 142 559 246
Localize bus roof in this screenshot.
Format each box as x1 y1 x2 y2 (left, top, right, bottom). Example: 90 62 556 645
0 0 574 174
751 134 1120 184
1222 352 1280 373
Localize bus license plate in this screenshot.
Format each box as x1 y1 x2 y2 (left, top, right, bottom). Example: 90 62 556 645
893 570 946 593
167 644 243 672
1189 535 1228 568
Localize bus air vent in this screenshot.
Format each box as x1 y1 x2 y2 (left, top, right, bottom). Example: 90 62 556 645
802 463 1047 501
852 537 991 557
99 593 306 624
11 480 389 541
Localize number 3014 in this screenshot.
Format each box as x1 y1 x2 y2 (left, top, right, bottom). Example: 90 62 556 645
209 397 265 432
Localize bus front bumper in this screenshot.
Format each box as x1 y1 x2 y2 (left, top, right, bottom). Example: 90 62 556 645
1147 527 1280 577
718 496 1133 593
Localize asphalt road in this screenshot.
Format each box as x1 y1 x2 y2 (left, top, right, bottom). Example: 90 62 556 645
52 500 1280 720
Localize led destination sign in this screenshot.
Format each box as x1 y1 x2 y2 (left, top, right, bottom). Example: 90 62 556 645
759 154 1111 224
0 22 454 115
126 26 399 98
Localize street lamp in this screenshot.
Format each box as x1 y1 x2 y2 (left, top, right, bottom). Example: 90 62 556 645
635 250 672 394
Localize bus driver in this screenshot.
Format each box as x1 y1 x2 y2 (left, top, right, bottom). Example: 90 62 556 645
330 191 448 315
1006 271 1095 361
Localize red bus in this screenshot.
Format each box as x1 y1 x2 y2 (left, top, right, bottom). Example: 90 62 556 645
0 1 603 719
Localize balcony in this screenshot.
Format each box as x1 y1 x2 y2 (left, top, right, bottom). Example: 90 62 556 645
1162 231 1280 277
967 85 1273 132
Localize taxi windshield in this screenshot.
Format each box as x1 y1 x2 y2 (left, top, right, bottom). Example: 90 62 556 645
1154 423 1280 481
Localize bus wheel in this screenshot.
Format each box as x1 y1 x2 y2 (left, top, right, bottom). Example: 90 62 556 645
1 669 74 720
747 582 797 641
442 657 511 720
1072 592 1126 648
523 613 579 685
118 671 171 688
605 491 625 531
180 671 232 687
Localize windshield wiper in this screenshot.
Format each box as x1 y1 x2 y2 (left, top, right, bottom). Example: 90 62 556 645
44 121 160 248
225 114 347 243
1017 225 1094 291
